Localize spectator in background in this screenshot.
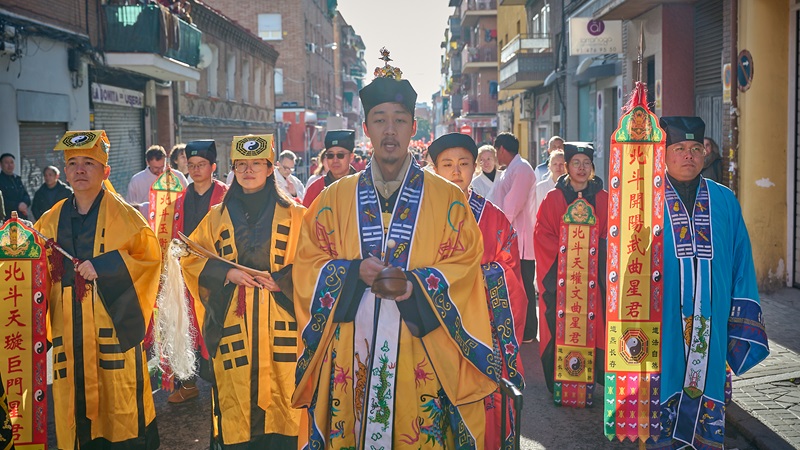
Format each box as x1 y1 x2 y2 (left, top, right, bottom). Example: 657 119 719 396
532 149 566 219
126 145 188 209
32 165 72 219
0 153 31 219
274 150 305 202
470 144 499 198
534 135 564 181
489 132 538 342
0 191 5 221
305 149 328 188
702 137 723 183
169 143 191 179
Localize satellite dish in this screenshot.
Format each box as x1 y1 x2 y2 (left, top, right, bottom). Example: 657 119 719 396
197 44 213 70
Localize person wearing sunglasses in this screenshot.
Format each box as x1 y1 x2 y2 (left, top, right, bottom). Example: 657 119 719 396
181 134 305 448
302 129 358 207
534 142 608 406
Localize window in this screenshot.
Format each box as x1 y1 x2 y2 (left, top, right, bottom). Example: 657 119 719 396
258 14 282 41
185 80 197 94
226 53 236 100
253 62 262 106
264 68 273 107
242 59 251 103
274 68 284 95
208 44 219 97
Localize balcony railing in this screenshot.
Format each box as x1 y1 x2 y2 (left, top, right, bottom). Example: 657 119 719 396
461 44 497 73
466 0 497 11
461 0 497 27
500 34 552 64
103 5 201 67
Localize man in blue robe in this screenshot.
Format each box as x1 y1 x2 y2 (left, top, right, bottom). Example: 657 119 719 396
652 116 769 449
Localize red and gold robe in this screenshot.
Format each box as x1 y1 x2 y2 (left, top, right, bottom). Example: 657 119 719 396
534 178 608 404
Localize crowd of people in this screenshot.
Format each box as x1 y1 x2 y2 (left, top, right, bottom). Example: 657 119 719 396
0 50 770 450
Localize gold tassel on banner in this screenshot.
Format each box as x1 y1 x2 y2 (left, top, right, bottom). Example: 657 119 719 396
153 240 197 381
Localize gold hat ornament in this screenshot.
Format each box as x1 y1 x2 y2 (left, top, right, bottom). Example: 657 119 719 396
359 48 417 117
231 135 275 163
54 130 117 193
54 130 111 165
373 47 403 80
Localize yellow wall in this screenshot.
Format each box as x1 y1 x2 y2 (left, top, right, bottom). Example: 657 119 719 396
497 5 530 159
737 1 789 288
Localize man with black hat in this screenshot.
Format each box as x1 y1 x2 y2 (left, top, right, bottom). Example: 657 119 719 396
428 132 526 449
293 49 497 449
650 117 768 448
302 129 358 207
164 139 227 403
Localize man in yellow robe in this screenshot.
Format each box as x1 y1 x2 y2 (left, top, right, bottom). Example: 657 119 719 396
293 50 497 450
181 135 306 448
35 131 162 449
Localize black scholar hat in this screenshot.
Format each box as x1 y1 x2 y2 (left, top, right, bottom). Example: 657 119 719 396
325 130 355 151
185 140 217 163
564 142 595 163
659 116 705 147
427 132 478 163
359 48 417 118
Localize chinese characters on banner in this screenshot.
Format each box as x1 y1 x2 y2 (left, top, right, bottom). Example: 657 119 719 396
554 196 600 408
0 214 48 449
148 169 185 255
605 82 666 443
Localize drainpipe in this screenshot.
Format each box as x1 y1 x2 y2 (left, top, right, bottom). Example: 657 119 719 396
729 0 739 196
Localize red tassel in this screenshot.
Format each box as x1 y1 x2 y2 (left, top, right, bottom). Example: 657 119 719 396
235 286 247 317
46 239 65 283
74 269 89 303
622 81 649 114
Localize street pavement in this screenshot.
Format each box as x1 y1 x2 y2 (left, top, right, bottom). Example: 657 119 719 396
44 288 800 449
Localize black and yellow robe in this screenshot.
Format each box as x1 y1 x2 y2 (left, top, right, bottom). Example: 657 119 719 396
35 190 162 449
181 187 305 449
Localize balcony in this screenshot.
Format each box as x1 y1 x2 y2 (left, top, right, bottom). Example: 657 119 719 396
342 74 358 93
500 34 551 64
593 0 694 20
461 44 497 74
499 0 526 5
461 0 497 28
499 34 553 90
451 54 462 77
449 16 462 42
102 5 201 81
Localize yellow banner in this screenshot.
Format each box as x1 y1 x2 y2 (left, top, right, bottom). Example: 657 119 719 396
618 144 655 322
606 321 661 373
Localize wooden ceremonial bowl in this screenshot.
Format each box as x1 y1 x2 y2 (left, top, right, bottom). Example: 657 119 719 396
372 266 407 298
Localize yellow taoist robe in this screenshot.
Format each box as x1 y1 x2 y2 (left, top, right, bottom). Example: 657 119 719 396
293 161 498 450
181 196 305 447
35 190 161 449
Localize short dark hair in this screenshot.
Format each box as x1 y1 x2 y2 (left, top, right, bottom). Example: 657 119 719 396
0 153 15 162
145 145 167 162
494 133 519 154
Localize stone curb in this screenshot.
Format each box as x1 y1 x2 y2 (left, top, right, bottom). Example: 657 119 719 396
726 401 797 450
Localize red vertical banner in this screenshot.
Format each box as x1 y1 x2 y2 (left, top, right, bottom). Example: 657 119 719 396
605 82 666 443
0 214 49 449
554 197 600 408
